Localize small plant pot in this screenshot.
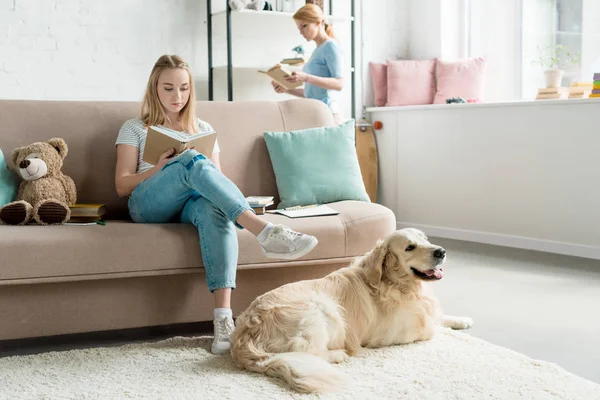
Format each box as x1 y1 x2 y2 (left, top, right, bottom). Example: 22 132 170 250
544 69 564 88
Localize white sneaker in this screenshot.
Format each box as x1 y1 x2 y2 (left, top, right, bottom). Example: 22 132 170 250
211 316 235 355
260 225 318 260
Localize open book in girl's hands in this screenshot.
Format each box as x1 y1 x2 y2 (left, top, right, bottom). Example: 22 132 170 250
142 125 217 165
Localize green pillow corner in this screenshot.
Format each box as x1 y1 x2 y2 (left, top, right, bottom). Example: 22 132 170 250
264 119 370 209
0 148 19 207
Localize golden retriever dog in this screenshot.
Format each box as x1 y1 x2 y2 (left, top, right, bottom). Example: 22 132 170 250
230 228 473 393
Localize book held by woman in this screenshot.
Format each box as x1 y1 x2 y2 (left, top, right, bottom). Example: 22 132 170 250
142 125 217 165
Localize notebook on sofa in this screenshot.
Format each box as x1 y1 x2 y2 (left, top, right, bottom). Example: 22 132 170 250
142 125 217 165
267 204 339 218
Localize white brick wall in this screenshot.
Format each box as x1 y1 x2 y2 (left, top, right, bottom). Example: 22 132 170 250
0 0 408 110
0 0 209 101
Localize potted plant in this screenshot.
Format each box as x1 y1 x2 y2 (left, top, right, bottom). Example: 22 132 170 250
533 44 580 88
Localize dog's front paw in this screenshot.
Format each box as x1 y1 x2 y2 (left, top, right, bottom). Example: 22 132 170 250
442 315 474 330
326 350 350 364
454 317 474 330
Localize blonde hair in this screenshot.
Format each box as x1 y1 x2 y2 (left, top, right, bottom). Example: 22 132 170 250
293 4 335 39
141 54 197 133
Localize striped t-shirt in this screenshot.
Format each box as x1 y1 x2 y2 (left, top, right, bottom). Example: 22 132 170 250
115 118 220 174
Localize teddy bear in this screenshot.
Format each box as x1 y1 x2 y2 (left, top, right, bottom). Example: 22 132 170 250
0 138 77 226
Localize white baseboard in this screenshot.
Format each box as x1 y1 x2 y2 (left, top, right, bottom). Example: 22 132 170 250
396 222 600 260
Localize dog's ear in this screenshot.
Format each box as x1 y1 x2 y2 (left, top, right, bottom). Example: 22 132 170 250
363 240 389 286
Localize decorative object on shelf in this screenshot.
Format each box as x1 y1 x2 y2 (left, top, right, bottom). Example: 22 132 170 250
229 0 251 11
446 97 467 104
292 44 304 57
590 73 600 98
305 0 324 10
247 0 265 10
228 0 271 11
533 44 580 88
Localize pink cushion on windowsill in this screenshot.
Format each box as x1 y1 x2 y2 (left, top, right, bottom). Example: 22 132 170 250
369 62 387 107
433 57 487 104
386 59 436 106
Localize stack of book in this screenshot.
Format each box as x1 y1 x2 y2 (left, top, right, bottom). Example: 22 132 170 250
568 82 593 99
590 73 600 98
246 196 274 215
535 87 567 100
68 204 106 223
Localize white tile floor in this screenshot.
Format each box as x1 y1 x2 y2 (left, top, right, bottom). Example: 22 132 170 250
432 237 600 384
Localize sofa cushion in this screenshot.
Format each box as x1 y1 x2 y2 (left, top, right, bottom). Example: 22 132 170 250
0 201 396 283
433 57 487 104
386 59 436 106
369 62 388 107
264 120 370 209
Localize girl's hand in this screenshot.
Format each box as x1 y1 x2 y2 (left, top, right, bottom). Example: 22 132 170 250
272 81 288 93
285 71 308 83
156 148 175 169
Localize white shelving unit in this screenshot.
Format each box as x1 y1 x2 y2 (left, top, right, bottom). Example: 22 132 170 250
207 1 357 118
211 8 354 22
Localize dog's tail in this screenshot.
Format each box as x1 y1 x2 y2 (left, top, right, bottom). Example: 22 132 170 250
232 338 346 393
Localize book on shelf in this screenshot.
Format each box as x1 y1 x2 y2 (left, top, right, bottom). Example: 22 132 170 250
280 57 306 66
258 64 303 90
537 87 567 95
142 125 217 166
266 204 339 218
535 92 566 100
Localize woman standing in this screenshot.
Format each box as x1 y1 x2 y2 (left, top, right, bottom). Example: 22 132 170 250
272 4 345 123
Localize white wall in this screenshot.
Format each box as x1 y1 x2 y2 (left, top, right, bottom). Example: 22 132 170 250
469 0 522 102
0 0 209 101
360 0 409 108
369 100 600 259
406 0 442 59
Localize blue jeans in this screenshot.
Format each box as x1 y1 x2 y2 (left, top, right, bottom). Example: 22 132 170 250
127 150 252 292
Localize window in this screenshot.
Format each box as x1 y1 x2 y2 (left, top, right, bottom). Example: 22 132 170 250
467 0 600 101
522 0 600 98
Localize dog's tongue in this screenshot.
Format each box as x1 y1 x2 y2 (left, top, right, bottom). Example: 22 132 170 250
426 268 444 279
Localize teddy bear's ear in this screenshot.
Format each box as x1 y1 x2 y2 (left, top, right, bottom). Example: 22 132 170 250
47 138 68 159
11 147 24 166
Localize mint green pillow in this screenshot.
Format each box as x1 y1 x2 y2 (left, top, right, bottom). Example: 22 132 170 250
0 149 19 207
264 119 370 209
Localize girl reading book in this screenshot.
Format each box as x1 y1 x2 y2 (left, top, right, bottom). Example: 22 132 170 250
114 54 318 355
272 4 345 124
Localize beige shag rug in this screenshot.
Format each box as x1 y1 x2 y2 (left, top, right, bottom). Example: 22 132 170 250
1 328 599 400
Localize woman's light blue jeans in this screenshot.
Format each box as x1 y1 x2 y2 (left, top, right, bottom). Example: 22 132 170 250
127 150 252 292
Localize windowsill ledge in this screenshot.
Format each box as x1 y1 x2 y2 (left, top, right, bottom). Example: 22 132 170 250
366 98 600 113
